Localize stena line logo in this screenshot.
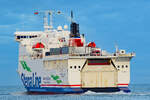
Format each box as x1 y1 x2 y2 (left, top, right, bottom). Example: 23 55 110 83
20 61 32 72
21 72 41 88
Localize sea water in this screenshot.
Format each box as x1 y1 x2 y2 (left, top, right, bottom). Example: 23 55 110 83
0 84 150 100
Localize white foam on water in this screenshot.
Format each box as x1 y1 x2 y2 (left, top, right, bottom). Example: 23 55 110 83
82 90 130 95
83 91 97 94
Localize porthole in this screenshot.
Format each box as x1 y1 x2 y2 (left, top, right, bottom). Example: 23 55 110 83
122 65 124 68
117 66 120 68
70 66 72 69
74 66 76 69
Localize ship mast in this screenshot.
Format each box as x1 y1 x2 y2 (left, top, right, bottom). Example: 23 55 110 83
43 11 48 31
34 10 61 31
49 11 53 29
71 10 73 23
44 10 53 31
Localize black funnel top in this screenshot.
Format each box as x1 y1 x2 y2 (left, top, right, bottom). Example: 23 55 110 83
70 22 80 38
70 11 80 38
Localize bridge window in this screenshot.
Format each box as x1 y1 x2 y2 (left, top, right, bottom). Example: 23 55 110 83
17 36 20 39
16 35 38 39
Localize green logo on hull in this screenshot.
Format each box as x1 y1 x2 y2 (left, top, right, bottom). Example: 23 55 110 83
51 75 62 84
20 61 32 72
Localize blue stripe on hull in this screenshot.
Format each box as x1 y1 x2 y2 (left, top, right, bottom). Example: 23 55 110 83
26 87 86 94
25 87 131 94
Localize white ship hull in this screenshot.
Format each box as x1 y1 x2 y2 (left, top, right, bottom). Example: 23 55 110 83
18 49 133 93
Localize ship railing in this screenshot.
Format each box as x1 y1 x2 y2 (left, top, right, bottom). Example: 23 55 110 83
113 52 136 57
69 47 91 56
44 46 91 56
119 52 135 57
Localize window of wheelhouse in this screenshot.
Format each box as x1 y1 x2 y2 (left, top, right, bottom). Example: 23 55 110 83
17 36 20 39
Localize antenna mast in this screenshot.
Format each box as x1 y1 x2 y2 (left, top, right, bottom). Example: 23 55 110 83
49 11 53 29
34 10 62 31
43 11 48 31
71 10 73 23
44 10 53 31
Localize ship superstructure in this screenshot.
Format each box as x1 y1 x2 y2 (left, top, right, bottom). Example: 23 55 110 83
15 10 135 94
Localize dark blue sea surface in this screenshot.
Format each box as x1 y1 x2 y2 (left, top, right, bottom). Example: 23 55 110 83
0 84 150 100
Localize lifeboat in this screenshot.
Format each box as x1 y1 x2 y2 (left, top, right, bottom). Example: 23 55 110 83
32 42 45 50
87 42 96 48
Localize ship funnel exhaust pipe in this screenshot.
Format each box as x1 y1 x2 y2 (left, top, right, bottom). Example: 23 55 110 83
70 11 80 38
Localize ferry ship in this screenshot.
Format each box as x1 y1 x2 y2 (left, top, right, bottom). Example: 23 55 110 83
14 10 135 94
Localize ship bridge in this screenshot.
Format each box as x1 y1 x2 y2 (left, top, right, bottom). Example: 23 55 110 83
14 31 43 42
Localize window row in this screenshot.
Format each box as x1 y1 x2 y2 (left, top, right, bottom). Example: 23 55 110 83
17 35 37 39
117 65 128 68
70 66 81 69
